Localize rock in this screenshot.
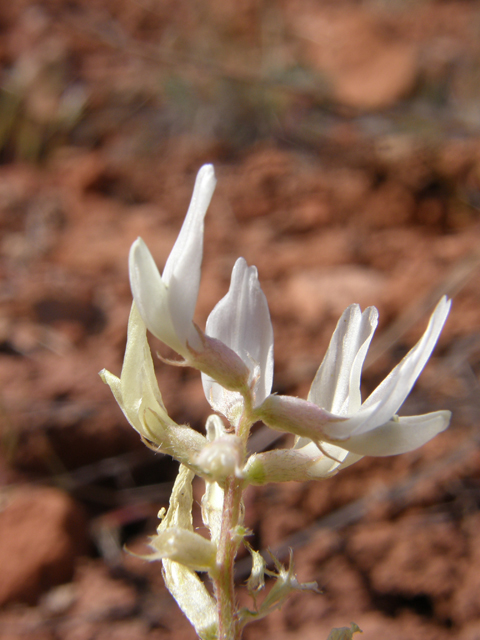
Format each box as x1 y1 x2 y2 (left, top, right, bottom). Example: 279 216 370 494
292 7 418 110
0 486 89 606
284 265 387 328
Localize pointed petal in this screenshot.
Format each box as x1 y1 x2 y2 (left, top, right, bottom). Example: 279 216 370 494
323 296 451 439
100 367 126 417
202 257 274 419
327 410 451 456
129 237 184 354
308 305 378 414
163 165 216 349
129 166 216 355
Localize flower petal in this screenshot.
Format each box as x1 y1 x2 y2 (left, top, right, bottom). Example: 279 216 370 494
323 296 451 439
129 165 216 356
202 257 274 420
326 410 451 456
308 305 378 414
129 237 183 354
163 165 216 349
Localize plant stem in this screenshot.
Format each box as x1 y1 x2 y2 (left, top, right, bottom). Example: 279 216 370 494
214 394 256 639
214 474 243 640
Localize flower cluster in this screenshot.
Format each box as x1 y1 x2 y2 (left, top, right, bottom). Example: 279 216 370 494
101 165 451 640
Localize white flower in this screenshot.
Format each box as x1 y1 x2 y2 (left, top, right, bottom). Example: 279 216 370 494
258 296 451 457
201 257 274 425
129 164 216 358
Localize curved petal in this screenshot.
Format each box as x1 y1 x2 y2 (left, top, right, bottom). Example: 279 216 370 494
326 410 451 456
129 237 183 354
308 305 378 414
163 165 216 349
323 296 451 439
202 257 274 420
129 165 216 356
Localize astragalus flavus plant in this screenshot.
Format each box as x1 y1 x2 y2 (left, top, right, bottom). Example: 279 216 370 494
100 165 451 640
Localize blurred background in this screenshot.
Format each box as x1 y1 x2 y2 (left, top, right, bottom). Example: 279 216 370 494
1 0 480 638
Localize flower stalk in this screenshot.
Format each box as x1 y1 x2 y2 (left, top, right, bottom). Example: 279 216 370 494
102 164 452 640
214 474 244 640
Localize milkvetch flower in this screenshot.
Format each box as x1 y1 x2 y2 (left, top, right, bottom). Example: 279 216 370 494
129 166 252 394
129 164 216 358
201 257 274 425
258 296 451 457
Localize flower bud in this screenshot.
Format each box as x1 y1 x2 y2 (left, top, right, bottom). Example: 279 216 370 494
196 434 244 481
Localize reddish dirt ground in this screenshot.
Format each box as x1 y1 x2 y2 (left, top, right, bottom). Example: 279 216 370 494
2 1 480 639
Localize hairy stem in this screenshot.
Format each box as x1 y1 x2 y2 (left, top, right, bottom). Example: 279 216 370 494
214 474 243 640
213 400 255 640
